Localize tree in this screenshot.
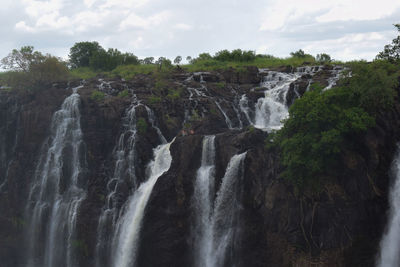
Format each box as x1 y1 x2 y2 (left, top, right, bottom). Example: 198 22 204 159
290 49 306 58
186 56 192 63
69 41 104 68
174 56 182 65
376 24 400 63
155 57 172 70
143 57 155 64
316 53 332 64
1 47 69 90
1 46 45 72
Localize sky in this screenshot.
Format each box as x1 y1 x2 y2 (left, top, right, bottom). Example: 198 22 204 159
0 0 399 62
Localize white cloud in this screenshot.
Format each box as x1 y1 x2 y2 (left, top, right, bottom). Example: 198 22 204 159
119 10 171 30
2 0 399 62
174 23 193 31
260 0 400 31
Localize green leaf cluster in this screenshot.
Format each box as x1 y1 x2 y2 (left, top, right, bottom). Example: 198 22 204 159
272 60 399 190
90 90 105 102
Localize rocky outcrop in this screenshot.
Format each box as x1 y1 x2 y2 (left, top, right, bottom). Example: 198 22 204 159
0 66 398 267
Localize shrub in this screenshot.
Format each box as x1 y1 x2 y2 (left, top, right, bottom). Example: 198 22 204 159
137 118 148 134
149 96 162 104
272 60 398 190
118 89 129 98
90 90 105 102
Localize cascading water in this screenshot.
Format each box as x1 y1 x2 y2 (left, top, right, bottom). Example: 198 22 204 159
192 135 216 267
0 96 19 192
95 103 140 267
376 147 400 267
111 139 174 267
192 149 247 267
215 101 234 129
239 94 253 125
25 85 86 267
144 105 167 144
254 71 299 131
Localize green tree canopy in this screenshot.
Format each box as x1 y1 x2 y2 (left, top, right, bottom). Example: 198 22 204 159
1 46 45 72
272 60 399 190
376 24 400 63
69 41 104 68
1 46 69 90
316 53 332 64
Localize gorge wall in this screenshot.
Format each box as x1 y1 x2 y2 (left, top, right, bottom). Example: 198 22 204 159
0 65 399 267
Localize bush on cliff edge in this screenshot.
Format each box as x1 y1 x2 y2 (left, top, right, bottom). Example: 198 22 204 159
270 60 399 190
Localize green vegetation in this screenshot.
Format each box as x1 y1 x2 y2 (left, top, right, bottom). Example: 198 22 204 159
166 87 183 101
376 24 400 63
137 118 148 134
69 67 98 80
0 46 69 90
69 41 139 71
182 49 321 72
148 95 162 104
118 89 130 98
270 60 399 190
90 90 105 102
215 81 226 89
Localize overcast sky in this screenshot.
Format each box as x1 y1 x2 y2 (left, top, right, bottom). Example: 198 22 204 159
0 0 399 62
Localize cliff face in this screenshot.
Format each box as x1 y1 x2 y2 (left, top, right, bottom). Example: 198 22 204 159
0 66 398 267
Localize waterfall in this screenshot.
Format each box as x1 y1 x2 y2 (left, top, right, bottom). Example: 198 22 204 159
144 105 167 144
377 147 400 267
192 135 216 267
193 150 247 267
112 139 175 267
215 101 234 129
95 104 139 267
0 97 19 192
239 94 253 125
254 71 299 131
25 86 86 267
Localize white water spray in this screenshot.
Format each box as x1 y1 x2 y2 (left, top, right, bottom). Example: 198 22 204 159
112 139 175 267
25 86 86 267
193 149 247 267
377 147 400 267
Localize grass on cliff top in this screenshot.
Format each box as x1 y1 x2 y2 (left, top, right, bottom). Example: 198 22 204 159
182 56 344 72
67 55 345 81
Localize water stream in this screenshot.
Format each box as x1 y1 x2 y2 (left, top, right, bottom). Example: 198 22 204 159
25 86 86 267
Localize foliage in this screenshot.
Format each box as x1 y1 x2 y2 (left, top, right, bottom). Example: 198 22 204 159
215 81 226 89
272 60 399 190
141 57 155 64
166 87 182 101
316 53 332 64
0 46 69 90
155 57 173 70
118 89 130 98
213 49 256 62
69 41 139 71
148 95 162 104
111 64 157 80
69 67 98 80
183 53 317 72
290 49 306 58
137 118 148 134
90 90 105 102
376 24 400 63
69 41 103 68
1 46 45 72
174 56 182 65
89 48 139 71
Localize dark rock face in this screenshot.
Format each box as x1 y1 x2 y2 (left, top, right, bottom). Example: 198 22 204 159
0 67 398 267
